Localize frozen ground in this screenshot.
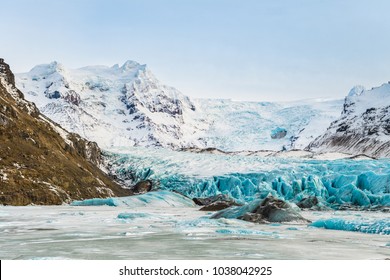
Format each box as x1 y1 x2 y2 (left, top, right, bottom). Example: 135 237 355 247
0 191 389 260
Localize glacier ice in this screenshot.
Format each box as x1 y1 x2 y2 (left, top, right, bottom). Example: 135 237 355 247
310 218 390 235
107 147 390 209
71 190 195 208
270 127 287 139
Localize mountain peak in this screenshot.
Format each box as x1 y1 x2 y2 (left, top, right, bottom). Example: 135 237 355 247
0 58 15 86
348 85 365 97
120 60 146 72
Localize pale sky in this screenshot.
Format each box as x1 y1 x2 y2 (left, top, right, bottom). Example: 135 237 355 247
2 0 390 101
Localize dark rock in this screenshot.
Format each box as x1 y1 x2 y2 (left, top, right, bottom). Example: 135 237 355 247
132 180 153 194
250 196 310 223
199 200 241 211
211 196 310 223
297 196 319 209
240 213 267 223
193 194 235 206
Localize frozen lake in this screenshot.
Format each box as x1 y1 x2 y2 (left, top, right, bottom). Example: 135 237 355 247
0 192 389 260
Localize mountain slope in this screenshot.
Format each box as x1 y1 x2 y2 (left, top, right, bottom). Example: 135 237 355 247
0 59 129 205
308 83 390 158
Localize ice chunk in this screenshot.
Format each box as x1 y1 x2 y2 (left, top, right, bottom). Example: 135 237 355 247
117 212 151 219
271 127 287 139
71 190 195 208
70 198 118 207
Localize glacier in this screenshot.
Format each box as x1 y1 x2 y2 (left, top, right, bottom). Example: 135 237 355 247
106 147 390 209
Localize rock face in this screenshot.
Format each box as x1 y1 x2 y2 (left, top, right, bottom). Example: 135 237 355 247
0 59 129 205
211 196 310 223
308 84 390 158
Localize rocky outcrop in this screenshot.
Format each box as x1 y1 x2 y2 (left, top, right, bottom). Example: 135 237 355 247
0 59 129 205
193 194 242 211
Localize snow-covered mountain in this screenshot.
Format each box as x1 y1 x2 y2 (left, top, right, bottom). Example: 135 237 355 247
16 61 343 152
308 83 390 158
16 61 208 150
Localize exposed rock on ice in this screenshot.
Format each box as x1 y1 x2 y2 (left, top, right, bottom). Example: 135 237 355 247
211 196 310 224
131 180 153 194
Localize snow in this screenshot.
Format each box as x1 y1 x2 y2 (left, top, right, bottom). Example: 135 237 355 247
16 61 207 150
15 62 343 152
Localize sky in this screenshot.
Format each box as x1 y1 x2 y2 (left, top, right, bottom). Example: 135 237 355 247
2 0 390 101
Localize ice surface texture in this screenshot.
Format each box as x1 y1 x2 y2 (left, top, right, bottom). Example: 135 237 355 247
71 190 195 208
310 218 390 235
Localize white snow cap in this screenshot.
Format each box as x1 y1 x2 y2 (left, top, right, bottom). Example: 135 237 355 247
348 85 365 97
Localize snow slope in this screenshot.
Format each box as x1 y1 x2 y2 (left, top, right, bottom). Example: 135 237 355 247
196 98 343 151
16 61 343 152
308 83 390 158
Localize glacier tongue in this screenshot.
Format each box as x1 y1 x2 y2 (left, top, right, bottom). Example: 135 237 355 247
107 147 390 208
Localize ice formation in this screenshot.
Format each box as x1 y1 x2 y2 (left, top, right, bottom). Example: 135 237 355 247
107 147 390 209
71 190 195 208
310 218 390 235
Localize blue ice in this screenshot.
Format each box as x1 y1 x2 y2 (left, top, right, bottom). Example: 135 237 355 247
309 218 390 235
108 150 390 209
